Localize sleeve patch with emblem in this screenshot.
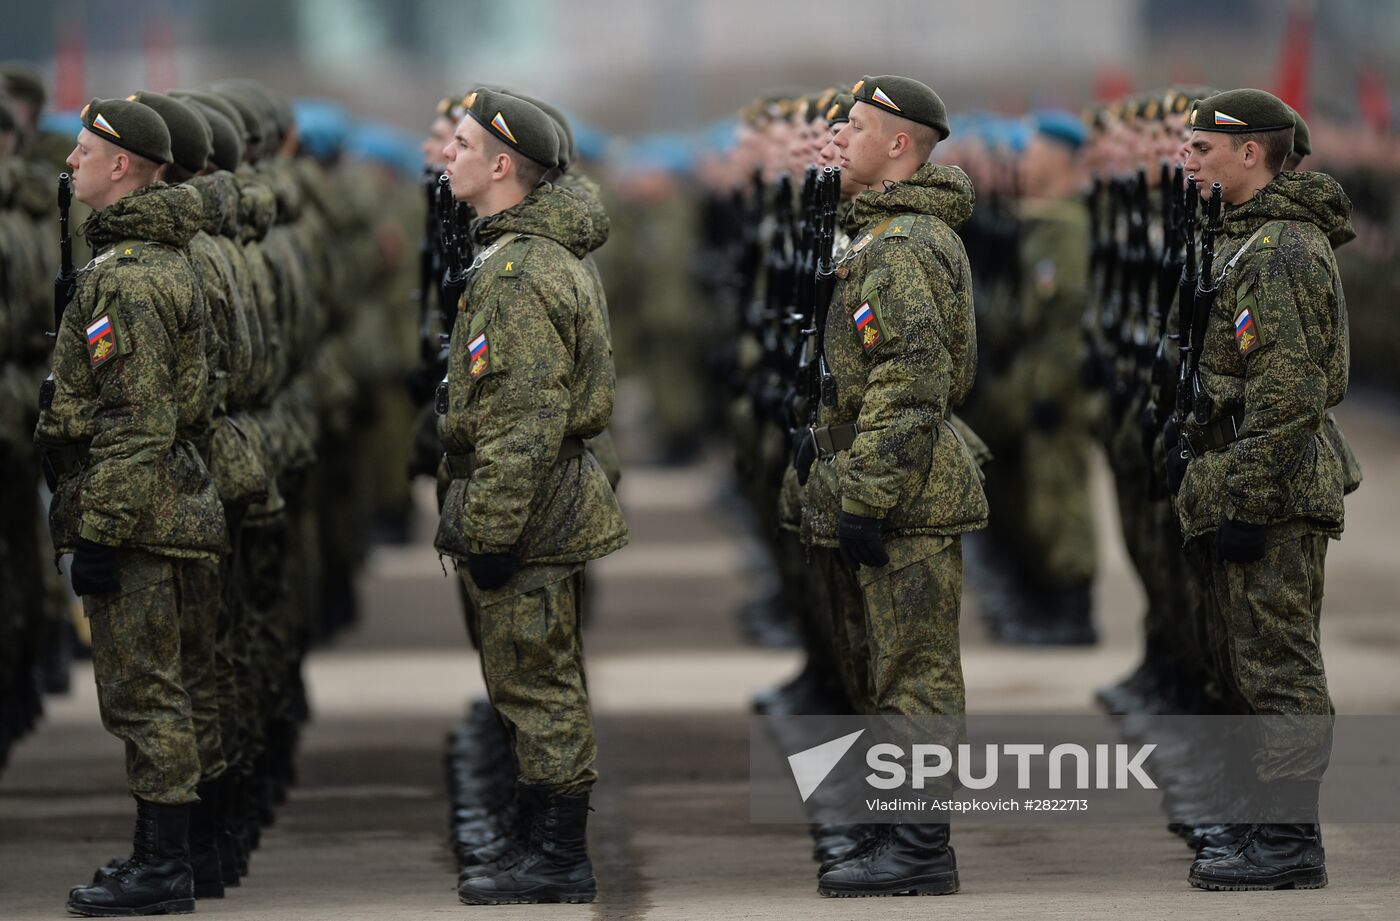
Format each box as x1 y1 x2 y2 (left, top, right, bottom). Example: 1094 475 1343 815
468 332 490 379
1234 306 1261 355
86 314 119 367
853 301 882 352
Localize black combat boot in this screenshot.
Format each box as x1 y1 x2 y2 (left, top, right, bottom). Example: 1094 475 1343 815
1191 823 1253 861
212 774 242 887
67 798 195 917
189 781 224 898
457 786 596 905
817 822 959 897
1188 822 1326 890
457 784 543 880
999 585 1097 646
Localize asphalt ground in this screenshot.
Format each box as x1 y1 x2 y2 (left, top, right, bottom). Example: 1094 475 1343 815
3 394 1399 919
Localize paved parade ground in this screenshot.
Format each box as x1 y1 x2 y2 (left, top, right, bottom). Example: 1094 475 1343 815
4 394 1400 920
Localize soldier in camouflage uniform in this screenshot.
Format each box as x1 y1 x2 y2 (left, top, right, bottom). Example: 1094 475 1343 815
797 76 987 898
2 72 79 768
105 89 238 901
35 98 224 916
1174 88 1359 892
988 111 1098 644
436 89 626 906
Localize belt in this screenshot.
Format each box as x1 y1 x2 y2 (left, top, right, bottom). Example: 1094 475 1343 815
1184 410 1245 456
810 422 859 457
445 435 588 480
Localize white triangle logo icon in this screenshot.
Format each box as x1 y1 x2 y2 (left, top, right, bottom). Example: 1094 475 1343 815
787 729 865 803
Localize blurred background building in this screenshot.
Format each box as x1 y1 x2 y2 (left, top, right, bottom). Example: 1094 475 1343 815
3 0 1397 134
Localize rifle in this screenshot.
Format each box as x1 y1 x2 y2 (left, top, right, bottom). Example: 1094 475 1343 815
1172 176 1200 426
812 166 840 411
52 172 76 336
39 173 78 415
1189 182 1224 424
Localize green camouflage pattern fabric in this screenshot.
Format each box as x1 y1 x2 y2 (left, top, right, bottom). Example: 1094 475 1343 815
188 172 252 418
820 535 966 718
802 163 988 546
1177 170 1356 540
461 568 596 793
35 182 224 559
558 170 623 489
435 181 627 564
985 197 1096 588
86 552 202 803
179 557 226 780
1188 522 1332 781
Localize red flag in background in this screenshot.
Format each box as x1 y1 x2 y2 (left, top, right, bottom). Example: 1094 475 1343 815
1094 67 1133 103
1274 3 1314 119
54 19 85 109
144 19 177 93
1357 65 1391 134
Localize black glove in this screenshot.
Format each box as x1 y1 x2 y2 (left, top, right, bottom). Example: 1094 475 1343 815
837 511 889 570
1164 438 1191 496
1029 399 1064 432
794 429 817 486
466 552 520 590
1216 519 1268 564
70 537 122 597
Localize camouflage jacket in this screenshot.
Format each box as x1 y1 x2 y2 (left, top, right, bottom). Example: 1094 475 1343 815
435 182 627 565
1015 196 1090 415
191 171 270 508
1177 170 1357 540
802 163 989 546
234 171 278 407
34 182 224 558
558 169 623 489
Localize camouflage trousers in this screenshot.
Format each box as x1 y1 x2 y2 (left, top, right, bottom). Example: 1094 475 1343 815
984 428 1097 589
85 552 202 804
815 536 966 718
179 558 225 781
1187 523 1333 782
461 565 596 795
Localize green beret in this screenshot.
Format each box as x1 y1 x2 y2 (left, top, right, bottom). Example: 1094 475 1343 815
172 90 245 139
512 93 575 170
80 97 172 165
218 79 290 143
1 63 46 110
1190 88 1294 134
851 75 949 140
189 100 242 171
1287 104 1311 157
826 93 854 126
128 91 211 173
462 88 559 170
207 88 263 151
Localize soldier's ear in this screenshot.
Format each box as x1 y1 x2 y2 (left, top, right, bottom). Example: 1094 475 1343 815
110 150 130 182
889 131 911 159
1240 139 1261 169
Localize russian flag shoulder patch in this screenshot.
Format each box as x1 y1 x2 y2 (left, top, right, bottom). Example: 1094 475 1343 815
86 313 119 367
1233 306 1262 355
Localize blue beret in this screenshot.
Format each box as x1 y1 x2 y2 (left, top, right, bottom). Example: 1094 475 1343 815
1030 109 1087 150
